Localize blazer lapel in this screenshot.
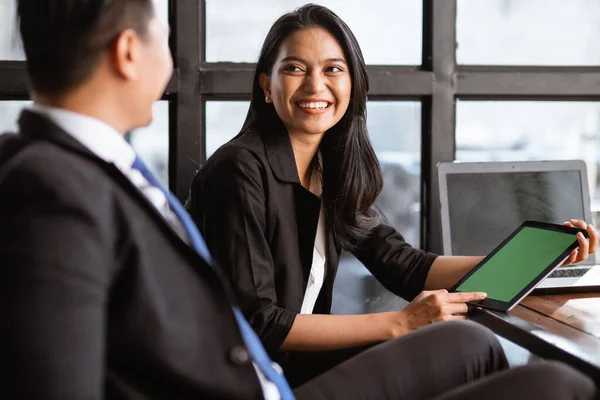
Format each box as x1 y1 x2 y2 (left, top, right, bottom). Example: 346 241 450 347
261 127 324 290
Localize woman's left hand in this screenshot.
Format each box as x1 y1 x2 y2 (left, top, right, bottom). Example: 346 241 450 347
562 219 599 266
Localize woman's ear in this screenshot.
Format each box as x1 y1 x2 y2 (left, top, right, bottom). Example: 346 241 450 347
259 73 272 103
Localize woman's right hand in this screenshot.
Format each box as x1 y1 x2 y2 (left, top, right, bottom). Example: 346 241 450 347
387 289 487 337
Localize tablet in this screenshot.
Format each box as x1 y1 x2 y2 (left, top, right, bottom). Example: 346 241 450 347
450 220 588 312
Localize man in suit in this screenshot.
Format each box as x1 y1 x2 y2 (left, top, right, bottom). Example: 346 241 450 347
0 1 596 399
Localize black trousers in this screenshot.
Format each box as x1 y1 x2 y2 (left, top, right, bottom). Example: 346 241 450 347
293 320 597 400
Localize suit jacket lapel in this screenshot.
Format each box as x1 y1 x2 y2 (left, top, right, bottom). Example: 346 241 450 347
260 127 326 292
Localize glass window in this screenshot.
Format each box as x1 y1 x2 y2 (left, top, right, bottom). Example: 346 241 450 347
0 101 30 132
0 0 25 60
205 0 422 65
156 0 169 25
368 102 421 248
129 101 170 185
206 101 249 159
457 0 600 65
206 100 421 314
456 101 600 223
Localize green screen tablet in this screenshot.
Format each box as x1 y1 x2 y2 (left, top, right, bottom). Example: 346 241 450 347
450 220 588 312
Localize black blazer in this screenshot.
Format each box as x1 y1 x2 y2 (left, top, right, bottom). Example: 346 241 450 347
0 110 264 399
186 127 438 359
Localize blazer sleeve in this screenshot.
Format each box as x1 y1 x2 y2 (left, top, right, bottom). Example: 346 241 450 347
187 150 296 354
351 210 438 301
0 160 110 398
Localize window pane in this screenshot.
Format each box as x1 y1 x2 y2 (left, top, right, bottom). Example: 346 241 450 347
0 101 30 133
206 100 421 314
0 0 25 60
129 101 170 185
369 102 421 248
206 101 248 159
457 0 600 65
206 0 422 65
156 0 169 25
456 101 600 224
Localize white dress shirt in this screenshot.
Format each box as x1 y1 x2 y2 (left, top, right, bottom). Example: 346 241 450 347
29 104 281 400
300 157 327 314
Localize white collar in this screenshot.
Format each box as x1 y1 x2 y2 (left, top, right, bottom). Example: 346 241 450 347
30 104 136 171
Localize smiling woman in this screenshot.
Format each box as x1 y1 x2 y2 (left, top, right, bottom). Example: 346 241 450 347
185 4 598 399
259 27 352 146
257 24 375 225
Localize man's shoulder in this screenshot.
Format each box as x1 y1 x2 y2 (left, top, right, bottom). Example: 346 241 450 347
0 133 28 168
0 138 115 206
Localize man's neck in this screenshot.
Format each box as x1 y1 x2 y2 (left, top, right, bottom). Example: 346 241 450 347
33 91 129 134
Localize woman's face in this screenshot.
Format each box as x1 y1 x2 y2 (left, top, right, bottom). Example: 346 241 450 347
260 26 352 138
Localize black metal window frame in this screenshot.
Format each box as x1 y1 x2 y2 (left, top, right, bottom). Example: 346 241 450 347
2 0 600 253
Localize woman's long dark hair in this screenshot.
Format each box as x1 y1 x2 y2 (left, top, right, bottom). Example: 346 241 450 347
241 3 383 250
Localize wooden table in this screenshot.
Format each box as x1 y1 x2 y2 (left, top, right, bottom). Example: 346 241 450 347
469 271 600 384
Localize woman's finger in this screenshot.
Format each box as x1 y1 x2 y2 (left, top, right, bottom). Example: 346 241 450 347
563 249 578 266
587 224 598 254
570 219 588 230
443 303 469 316
442 315 466 322
576 232 589 263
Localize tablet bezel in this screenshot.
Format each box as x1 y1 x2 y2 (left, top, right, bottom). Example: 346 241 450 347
450 220 588 312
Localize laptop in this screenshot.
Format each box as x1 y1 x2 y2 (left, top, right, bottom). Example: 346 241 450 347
437 160 600 293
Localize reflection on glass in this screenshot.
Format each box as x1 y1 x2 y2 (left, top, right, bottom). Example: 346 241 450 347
206 100 422 314
456 101 600 222
129 101 170 185
0 0 24 60
206 0 422 64
457 0 600 65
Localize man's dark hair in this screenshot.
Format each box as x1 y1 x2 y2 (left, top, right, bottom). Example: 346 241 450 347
17 0 155 95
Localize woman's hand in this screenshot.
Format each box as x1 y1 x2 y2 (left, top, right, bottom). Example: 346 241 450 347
387 289 486 337
562 219 598 266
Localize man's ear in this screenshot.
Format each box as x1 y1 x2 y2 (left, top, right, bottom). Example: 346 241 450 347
112 29 141 80
259 72 272 102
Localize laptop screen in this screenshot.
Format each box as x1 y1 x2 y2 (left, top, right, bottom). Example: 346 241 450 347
446 170 586 256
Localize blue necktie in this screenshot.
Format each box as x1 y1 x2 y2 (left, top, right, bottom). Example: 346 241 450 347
131 157 295 400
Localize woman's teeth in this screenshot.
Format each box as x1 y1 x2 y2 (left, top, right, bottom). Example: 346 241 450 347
298 102 329 109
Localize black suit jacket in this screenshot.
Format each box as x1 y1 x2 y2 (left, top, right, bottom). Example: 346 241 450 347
186 127 438 361
0 110 264 399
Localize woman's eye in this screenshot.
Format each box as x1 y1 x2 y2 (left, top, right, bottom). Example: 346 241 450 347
326 66 344 73
283 65 303 73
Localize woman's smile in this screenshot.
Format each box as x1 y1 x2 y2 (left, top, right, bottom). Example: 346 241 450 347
295 99 333 114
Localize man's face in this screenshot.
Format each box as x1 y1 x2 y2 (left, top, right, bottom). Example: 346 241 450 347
129 0 173 128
